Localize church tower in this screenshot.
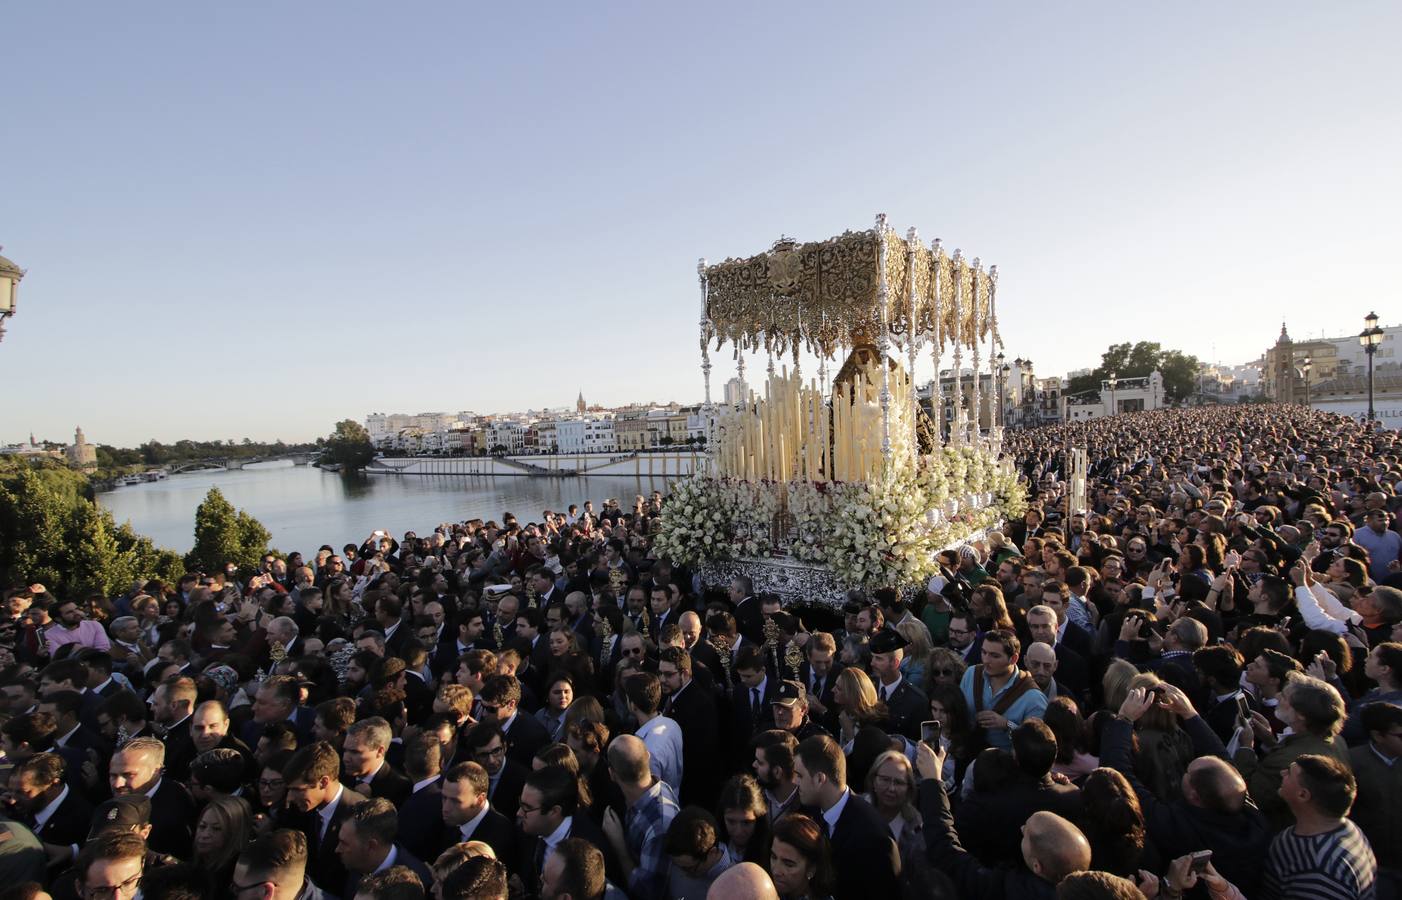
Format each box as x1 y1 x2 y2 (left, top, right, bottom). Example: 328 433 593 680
577 391 586 413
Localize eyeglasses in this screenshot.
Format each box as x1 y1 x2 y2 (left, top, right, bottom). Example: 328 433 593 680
932 668 960 676
873 775 909 790
258 777 285 789
474 744 506 760
228 879 271 899
623 647 644 656
84 869 144 898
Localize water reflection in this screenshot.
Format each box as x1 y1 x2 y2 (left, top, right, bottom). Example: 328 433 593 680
98 463 673 555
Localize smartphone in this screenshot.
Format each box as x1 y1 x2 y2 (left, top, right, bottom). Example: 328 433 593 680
1280 616 1293 629
1235 694 1250 721
920 720 942 747
1190 850 1212 873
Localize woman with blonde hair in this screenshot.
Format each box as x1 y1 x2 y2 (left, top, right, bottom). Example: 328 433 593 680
894 620 933 690
193 794 254 890
832 667 889 743
862 750 925 869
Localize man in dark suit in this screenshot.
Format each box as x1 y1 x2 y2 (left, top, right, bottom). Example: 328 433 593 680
659 647 719 806
13 752 91 852
794 735 900 900
868 630 927 740
240 676 317 748
730 645 776 763
798 633 845 730
107 737 195 858
648 584 681 640
953 720 1083 867
150 676 199 782
461 722 528 819
515 764 611 897
1025 606 1090 700
279 741 368 895
341 717 412 807
729 577 766 647
439 760 516 862
395 732 448 862
336 797 433 900
433 610 490 679
480 675 549 768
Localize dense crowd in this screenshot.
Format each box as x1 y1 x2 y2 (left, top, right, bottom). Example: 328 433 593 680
0 404 1400 900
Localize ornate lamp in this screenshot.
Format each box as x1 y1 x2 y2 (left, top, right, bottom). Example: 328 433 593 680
0 249 26 343
1360 312 1384 421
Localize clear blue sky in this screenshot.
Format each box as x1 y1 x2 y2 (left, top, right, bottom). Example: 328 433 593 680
4 2 1400 447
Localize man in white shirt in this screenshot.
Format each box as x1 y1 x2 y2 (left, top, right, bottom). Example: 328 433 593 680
625 671 684 794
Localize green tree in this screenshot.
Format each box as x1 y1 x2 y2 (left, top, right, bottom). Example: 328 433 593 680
324 420 376 470
0 458 187 596
1066 340 1202 403
185 487 271 574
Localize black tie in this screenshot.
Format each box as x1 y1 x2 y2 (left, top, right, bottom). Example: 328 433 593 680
812 676 822 697
880 684 889 702
751 688 762 723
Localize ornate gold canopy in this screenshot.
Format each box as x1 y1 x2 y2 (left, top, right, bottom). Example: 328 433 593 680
702 222 996 359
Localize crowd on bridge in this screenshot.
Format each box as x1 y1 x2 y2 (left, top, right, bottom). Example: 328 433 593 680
0 404 1401 900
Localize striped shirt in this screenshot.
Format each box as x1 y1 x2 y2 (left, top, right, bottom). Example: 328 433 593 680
624 779 680 900
1263 819 1377 900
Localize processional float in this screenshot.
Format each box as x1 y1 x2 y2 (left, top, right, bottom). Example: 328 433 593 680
653 215 1027 609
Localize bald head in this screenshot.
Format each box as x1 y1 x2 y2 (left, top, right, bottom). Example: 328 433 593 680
1021 811 1091 883
1183 755 1247 813
606 734 652 786
706 862 780 900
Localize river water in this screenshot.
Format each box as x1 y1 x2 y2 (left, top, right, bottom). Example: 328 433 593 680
97 462 674 555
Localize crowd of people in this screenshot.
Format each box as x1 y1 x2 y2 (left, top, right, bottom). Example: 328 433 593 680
0 404 1400 900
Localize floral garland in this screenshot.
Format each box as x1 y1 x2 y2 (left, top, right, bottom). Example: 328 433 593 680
654 446 1027 589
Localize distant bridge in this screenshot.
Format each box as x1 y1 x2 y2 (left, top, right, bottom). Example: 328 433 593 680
168 452 318 474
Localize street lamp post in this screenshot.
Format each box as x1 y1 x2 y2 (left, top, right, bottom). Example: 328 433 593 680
1360 312 1384 421
0 249 26 344
1107 371 1118 417
1301 355 1312 408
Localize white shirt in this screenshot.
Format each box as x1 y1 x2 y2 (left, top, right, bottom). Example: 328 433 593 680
459 802 491 841
636 715 685 792
33 784 70 831
543 816 572 865
821 787 851 835
878 674 904 700
318 784 345 841
54 723 81 748
359 760 385 788
412 775 440 794
372 844 399 874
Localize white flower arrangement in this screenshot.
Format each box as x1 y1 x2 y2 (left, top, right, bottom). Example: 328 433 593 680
654 447 1028 588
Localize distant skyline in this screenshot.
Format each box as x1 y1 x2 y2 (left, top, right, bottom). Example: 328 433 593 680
4 3 1400 446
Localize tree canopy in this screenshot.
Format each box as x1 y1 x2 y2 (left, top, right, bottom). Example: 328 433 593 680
1065 341 1203 402
323 419 377 470
0 458 185 596
184 487 272 573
